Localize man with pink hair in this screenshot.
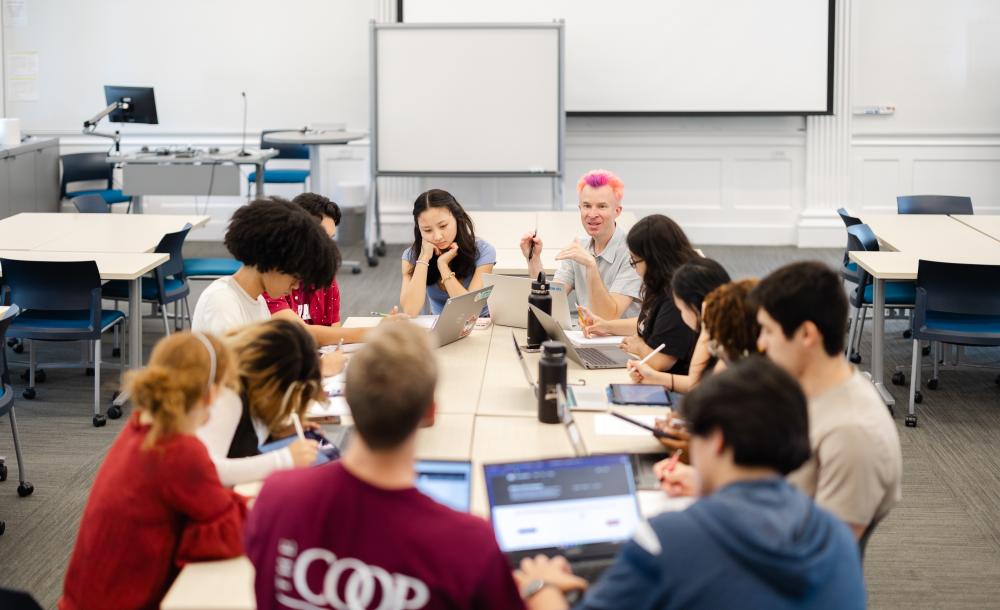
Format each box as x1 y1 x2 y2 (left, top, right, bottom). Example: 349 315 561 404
520 169 640 319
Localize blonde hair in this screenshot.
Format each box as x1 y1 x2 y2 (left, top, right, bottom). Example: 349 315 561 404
346 322 437 451
127 332 237 449
225 319 324 434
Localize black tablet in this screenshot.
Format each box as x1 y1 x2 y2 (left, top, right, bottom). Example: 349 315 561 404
608 384 672 406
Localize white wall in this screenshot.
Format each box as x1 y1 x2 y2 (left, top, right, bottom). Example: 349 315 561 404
7 0 999 245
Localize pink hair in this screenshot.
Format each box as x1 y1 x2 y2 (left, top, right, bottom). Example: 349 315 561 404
577 169 624 202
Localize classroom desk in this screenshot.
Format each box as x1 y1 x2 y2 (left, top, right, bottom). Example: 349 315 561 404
161 557 256 610
0 250 168 372
952 214 1000 243
0 213 210 369
861 214 1000 260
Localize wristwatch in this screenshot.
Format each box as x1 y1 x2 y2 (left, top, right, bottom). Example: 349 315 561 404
521 579 556 600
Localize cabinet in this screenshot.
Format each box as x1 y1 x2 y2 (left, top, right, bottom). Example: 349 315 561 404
0 138 60 220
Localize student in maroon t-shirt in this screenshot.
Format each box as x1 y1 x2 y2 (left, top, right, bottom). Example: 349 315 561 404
245 322 525 610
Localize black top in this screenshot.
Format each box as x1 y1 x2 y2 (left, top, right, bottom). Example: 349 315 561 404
227 393 261 459
637 294 698 375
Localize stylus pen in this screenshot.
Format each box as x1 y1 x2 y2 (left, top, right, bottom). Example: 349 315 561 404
291 413 306 442
665 448 683 473
334 338 344 352
527 229 538 261
628 343 666 371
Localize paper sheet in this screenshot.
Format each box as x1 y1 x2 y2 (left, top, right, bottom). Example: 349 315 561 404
308 396 350 418
594 413 657 436
410 315 438 329
569 385 609 411
319 342 364 355
562 330 622 347
637 490 695 517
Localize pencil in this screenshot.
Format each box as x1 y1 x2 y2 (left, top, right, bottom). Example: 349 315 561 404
291 412 306 442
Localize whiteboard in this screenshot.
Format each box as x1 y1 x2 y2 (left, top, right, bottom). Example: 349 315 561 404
401 0 832 115
374 23 561 174
2 0 374 133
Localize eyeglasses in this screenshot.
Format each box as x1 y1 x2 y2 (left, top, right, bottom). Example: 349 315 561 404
628 257 644 269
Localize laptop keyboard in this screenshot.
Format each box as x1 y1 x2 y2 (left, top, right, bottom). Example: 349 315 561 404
571 558 615 583
578 348 619 366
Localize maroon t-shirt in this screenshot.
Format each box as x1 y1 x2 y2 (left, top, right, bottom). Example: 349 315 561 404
245 461 525 610
263 279 341 326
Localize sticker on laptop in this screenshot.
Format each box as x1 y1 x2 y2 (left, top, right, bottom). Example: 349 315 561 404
474 286 493 302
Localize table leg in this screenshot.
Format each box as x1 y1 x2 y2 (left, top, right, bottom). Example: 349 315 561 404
129 278 143 370
871 277 894 406
308 144 323 196
254 161 264 197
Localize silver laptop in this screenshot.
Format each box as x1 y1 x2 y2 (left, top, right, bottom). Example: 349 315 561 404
484 274 573 329
431 285 493 348
415 459 473 512
527 304 631 369
484 453 642 581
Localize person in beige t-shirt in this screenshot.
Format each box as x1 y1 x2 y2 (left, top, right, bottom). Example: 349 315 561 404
657 261 902 542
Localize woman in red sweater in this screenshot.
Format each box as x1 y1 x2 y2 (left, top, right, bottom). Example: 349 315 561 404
60 331 248 610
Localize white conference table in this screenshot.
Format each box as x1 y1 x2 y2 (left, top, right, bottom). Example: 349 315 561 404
0 213 210 369
163 316 673 609
851 214 1000 406
952 214 1000 243
261 130 366 198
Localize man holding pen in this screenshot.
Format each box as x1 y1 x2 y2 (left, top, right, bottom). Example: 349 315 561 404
513 358 866 610
520 169 641 320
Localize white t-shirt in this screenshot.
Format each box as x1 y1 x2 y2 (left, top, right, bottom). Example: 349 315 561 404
191 275 271 336
195 387 294 487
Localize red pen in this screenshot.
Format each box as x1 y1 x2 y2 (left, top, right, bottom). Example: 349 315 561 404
657 448 684 483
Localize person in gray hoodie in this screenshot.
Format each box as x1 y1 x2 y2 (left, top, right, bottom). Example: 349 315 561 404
513 357 866 610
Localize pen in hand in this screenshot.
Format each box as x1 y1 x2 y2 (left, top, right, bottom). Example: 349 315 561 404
291 412 306 442
527 229 538 261
657 448 684 482
628 343 666 371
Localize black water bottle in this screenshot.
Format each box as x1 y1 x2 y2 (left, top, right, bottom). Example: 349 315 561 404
527 272 552 349
537 340 567 424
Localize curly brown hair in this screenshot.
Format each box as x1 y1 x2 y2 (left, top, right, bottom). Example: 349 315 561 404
702 279 761 362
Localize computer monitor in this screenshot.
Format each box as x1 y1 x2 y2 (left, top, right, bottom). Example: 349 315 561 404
104 86 158 124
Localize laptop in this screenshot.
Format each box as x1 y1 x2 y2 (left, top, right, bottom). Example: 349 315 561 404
484 274 573 330
528 304 631 369
556 386 662 491
415 459 473 512
484 453 642 582
430 285 493 348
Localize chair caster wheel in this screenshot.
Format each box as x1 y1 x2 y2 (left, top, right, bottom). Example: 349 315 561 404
905 415 918 427
0 462 7 481
93 414 107 427
922 345 931 356
848 352 861 364
35 369 46 383
375 241 387 256
17 482 33 497
927 378 939 390
891 372 905 386
351 266 362 275
112 348 121 358
903 329 912 339
85 367 94 376
914 390 923 404
367 255 379 267
22 388 35 400
107 405 123 419
11 343 23 354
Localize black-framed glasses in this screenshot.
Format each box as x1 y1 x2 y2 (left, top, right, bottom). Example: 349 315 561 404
628 257 644 269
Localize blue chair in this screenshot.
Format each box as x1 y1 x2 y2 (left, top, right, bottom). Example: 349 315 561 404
906 260 1000 427
845 224 916 366
102 225 193 336
2 259 126 427
247 129 310 195
0 305 33 518
71 193 111 214
60 152 133 212
182 257 242 282
897 195 973 215
837 207 863 286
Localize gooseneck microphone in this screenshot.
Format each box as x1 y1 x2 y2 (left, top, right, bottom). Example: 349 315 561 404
237 91 251 157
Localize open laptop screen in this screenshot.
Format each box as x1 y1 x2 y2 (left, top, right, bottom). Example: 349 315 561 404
415 460 472 513
484 455 640 554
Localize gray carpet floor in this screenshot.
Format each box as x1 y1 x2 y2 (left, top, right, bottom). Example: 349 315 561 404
0 242 998 609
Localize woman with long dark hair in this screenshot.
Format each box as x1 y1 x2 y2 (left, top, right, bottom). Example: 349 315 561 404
580 214 700 373
399 189 495 316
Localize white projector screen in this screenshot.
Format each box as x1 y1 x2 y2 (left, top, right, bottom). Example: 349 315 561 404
401 0 833 115
374 24 561 174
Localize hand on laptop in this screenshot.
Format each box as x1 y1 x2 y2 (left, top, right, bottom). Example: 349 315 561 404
655 460 698 498
514 554 589 599
619 335 647 356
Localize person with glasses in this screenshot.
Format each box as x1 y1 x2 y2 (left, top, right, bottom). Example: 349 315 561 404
578 214 701 374
195 319 324 486
520 169 641 319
